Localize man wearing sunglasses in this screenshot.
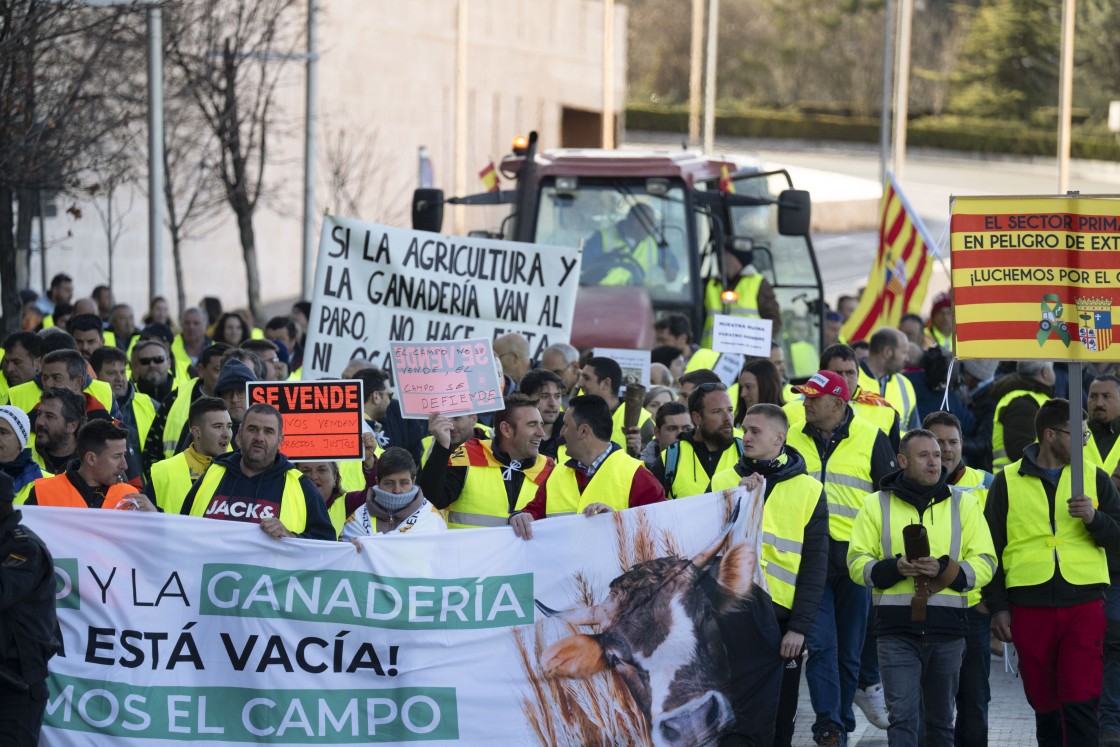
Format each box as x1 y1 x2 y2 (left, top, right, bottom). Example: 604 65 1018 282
130 339 175 405
984 398 1120 747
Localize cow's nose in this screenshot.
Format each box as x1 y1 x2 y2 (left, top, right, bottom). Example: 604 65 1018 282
653 690 734 747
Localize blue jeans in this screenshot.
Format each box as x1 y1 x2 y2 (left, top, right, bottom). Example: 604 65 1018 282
858 597 880 689
879 635 966 747
1100 584 1120 734
954 607 991 747
806 572 870 738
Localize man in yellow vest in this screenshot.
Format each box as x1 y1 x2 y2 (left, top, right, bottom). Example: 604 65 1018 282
0 332 42 406
1090 375 1120 745
582 203 670 287
179 403 335 540
91 346 153 489
1088 375 1120 477
577 356 653 456
511 395 665 538
171 308 211 387
984 398 1120 745
30 389 85 475
26 420 156 511
787 344 901 451
144 343 229 465
7 348 116 421
848 429 995 747
927 292 953 349
149 396 231 515
68 313 110 362
519 370 565 459
711 403 827 747
922 410 994 746
858 328 918 433
418 393 554 529
990 360 1054 471
701 242 782 348
651 382 742 499
783 370 897 746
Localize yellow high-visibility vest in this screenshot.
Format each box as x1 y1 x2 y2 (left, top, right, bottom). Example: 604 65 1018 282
544 449 641 516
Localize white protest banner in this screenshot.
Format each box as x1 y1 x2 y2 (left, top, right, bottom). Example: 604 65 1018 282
304 217 583 382
711 314 773 357
592 347 651 387
390 338 503 419
26 488 782 746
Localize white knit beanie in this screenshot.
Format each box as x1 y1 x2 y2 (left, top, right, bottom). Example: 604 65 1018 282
0 405 31 450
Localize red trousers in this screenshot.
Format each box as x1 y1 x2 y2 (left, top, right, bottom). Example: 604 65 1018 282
1011 600 1105 712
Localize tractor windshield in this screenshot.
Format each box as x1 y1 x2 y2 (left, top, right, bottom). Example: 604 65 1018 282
533 179 702 305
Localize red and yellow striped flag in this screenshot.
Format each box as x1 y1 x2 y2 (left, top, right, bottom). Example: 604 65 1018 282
718 164 735 194
841 172 935 343
479 161 500 192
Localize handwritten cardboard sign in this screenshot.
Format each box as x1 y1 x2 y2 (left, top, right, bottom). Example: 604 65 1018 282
711 315 773 357
592 347 652 387
247 380 364 461
390 338 504 419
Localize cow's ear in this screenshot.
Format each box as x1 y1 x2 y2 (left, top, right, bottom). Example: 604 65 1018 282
714 542 756 613
541 634 608 678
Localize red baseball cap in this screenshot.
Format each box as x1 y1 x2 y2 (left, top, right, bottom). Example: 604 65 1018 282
794 370 851 402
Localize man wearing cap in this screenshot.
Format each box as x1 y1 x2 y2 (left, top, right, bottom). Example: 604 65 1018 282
26 420 156 511
179 403 335 541
213 361 256 442
928 292 953 348
701 241 782 347
0 471 62 745
785 369 897 747
0 407 48 504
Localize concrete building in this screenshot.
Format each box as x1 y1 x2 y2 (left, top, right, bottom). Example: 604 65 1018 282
35 0 627 321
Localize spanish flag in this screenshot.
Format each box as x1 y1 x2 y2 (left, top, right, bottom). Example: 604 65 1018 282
479 161 500 192
841 172 935 343
719 164 735 194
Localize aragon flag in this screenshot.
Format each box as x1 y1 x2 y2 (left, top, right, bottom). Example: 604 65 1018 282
479 161 500 192
840 172 936 343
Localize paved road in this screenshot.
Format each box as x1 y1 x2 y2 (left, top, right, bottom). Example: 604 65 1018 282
628 132 1120 306
789 655 1036 746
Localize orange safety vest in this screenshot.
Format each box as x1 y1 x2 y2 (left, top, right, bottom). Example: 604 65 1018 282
33 473 136 509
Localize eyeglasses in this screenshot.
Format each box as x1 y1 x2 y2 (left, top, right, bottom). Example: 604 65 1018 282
1052 428 1090 442
138 356 166 365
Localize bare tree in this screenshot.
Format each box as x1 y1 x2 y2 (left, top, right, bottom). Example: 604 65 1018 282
321 124 411 226
0 0 143 335
164 0 300 323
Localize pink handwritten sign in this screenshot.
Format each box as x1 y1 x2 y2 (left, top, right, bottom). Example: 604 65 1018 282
390 338 504 419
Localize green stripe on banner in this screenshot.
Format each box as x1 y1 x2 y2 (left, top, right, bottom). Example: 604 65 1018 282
45 674 459 742
54 558 80 610
200 564 533 630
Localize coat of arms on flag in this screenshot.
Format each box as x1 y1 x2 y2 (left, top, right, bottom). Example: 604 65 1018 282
1077 297 1113 352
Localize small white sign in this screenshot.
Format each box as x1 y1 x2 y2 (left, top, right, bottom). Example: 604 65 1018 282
593 347 652 388
712 352 745 387
711 315 773 357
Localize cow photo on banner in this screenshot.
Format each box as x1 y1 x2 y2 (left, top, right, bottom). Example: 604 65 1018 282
26 489 783 746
